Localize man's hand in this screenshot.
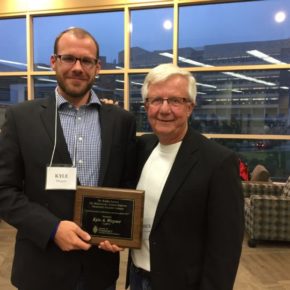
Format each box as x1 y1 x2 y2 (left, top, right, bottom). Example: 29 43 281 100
98 240 124 253
54 220 92 251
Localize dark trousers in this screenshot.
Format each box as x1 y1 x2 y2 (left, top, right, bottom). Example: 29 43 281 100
129 263 152 290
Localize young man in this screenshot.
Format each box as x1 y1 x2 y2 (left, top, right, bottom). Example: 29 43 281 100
0 27 136 290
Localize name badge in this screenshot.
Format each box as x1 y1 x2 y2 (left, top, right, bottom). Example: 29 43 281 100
45 166 77 190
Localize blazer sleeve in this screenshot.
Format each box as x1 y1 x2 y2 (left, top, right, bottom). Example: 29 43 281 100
200 152 244 290
0 107 60 249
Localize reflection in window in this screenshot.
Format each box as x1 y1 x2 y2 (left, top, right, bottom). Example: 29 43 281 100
34 75 124 106
129 74 148 131
214 138 290 182
0 77 27 127
34 76 57 99
94 75 124 107
178 0 290 67
0 106 6 128
191 70 290 135
0 77 27 105
33 11 124 71
129 70 290 135
130 8 173 68
0 18 26 72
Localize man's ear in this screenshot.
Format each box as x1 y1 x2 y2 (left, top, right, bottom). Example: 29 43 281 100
187 102 194 117
95 59 101 75
50 55 56 71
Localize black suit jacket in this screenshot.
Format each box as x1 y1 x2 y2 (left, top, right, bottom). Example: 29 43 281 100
0 96 136 290
129 128 244 290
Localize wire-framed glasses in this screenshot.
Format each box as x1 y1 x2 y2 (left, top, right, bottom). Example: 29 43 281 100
145 97 191 108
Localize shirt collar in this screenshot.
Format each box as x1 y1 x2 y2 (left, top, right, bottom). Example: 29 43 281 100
55 88 102 109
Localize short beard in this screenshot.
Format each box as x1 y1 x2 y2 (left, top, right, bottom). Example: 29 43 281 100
57 76 95 99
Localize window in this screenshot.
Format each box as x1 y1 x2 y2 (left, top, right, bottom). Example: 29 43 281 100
130 7 173 68
34 11 124 71
191 70 290 135
178 0 290 67
0 18 26 72
1 0 290 180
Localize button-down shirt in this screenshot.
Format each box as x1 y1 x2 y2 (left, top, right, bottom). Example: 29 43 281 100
56 89 101 187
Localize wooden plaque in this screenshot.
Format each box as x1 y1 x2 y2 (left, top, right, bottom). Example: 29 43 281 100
74 186 144 248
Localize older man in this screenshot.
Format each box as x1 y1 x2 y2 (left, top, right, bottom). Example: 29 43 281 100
126 63 244 290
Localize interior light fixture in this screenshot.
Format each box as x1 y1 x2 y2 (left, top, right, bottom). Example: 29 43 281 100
159 52 277 86
36 65 51 70
246 49 287 65
36 77 56 83
131 81 143 86
196 82 217 89
0 59 27 67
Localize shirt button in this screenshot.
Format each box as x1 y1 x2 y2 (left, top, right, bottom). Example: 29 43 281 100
78 160 83 164
77 117 81 121
78 137 83 141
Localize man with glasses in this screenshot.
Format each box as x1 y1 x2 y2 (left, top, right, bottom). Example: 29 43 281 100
102 63 244 290
0 27 136 290
130 63 244 290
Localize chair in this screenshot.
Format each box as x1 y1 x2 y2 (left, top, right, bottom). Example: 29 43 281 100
243 177 290 247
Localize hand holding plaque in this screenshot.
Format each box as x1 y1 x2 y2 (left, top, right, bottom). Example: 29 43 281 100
74 186 144 248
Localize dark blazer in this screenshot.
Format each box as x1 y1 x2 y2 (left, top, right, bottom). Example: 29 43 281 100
129 128 244 290
0 96 136 290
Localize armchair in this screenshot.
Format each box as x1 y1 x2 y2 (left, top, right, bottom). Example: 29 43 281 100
243 177 290 247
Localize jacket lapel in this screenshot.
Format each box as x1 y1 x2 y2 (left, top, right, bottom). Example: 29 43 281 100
40 97 72 165
152 129 199 231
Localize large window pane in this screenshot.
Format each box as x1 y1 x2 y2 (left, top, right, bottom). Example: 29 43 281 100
129 70 290 135
130 8 173 68
34 75 124 106
178 0 290 67
34 11 124 71
192 70 290 135
214 138 290 182
0 18 26 71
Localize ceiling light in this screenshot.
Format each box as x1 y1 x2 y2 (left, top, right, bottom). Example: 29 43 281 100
246 49 287 65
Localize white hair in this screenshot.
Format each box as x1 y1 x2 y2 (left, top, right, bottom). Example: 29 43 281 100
141 63 197 103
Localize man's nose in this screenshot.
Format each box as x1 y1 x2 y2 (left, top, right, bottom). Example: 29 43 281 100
159 99 171 111
72 59 83 70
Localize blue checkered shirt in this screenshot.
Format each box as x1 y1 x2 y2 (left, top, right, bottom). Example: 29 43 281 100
55 89 101 187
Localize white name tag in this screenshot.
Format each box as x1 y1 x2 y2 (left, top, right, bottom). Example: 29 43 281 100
45 166 77 190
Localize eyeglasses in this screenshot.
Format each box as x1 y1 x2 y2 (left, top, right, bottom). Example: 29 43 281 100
145 97 191 108
54 54 98 69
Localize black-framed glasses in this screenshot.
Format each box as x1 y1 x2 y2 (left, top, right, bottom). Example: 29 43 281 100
54 54 98 69
145 97 191 107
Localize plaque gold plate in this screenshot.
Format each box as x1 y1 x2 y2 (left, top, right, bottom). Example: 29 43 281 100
74 186 144 248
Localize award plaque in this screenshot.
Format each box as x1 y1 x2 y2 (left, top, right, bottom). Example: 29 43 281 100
74 186 144 248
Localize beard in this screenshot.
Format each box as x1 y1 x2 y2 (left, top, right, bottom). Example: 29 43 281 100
56 74 95 99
